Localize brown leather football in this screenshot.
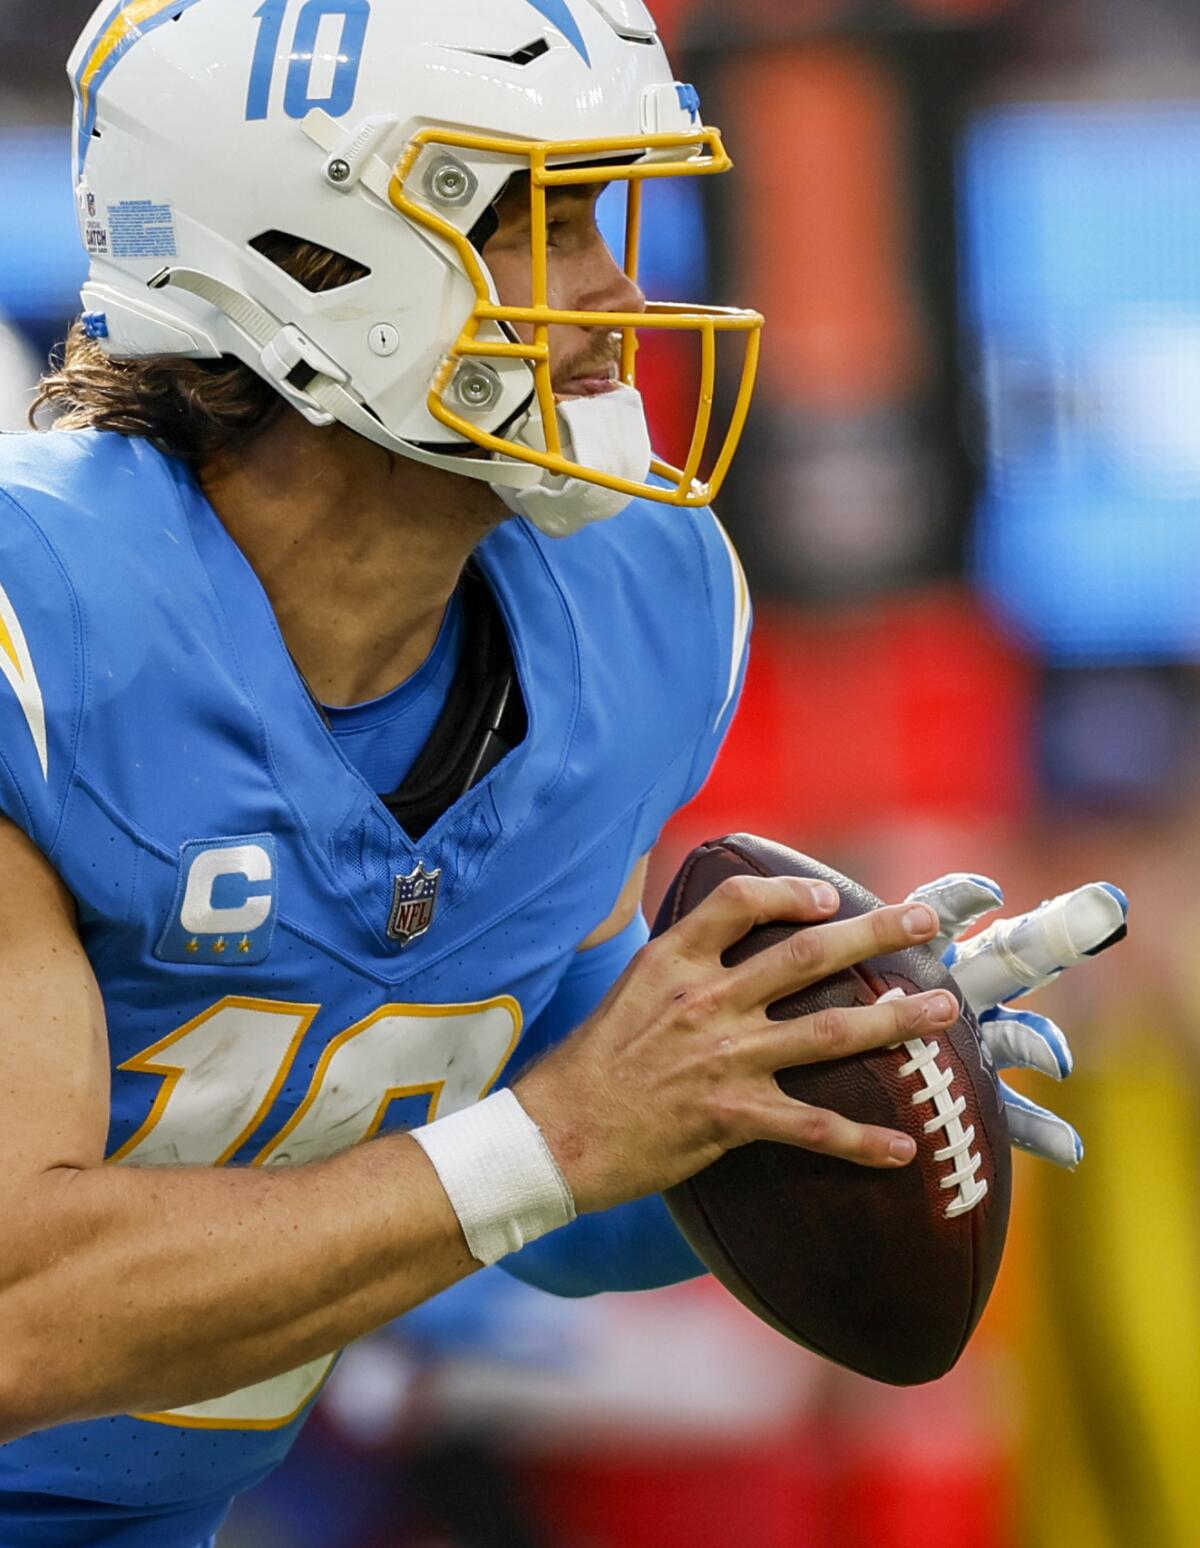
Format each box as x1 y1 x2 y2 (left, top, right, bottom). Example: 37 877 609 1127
658 835 1012 1386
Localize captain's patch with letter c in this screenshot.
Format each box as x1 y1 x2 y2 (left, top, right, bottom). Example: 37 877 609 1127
157 835 280 965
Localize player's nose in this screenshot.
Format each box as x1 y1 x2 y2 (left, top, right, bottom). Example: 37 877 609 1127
578 239 646 319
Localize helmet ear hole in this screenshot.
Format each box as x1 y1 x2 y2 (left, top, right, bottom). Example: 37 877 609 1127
248 231 371 293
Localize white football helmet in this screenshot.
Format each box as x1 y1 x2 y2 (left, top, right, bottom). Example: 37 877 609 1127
68 0 763 536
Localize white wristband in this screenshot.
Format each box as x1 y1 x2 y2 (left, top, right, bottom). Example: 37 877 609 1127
413 1089 577 1267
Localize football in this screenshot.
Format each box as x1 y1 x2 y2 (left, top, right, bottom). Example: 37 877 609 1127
658 835 1012 1386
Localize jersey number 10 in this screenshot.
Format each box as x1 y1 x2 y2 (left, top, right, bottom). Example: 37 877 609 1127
112 993 521 1430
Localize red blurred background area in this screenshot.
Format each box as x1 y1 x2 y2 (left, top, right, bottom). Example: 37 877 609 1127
670 590 1033 857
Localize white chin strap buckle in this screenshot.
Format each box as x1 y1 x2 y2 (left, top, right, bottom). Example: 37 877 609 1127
495 385 654 539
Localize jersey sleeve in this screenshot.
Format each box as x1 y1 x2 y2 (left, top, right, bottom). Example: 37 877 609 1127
681 508 752 807
500 912 706 1297
0 482 83 856
501 1191 704 1297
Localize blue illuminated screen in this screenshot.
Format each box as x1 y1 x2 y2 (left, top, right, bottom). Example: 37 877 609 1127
962 104 1200 662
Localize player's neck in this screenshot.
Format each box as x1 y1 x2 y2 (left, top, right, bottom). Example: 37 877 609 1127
200 415 506 707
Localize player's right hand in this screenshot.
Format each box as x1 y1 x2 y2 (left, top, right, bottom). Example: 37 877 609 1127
513 877 954 1216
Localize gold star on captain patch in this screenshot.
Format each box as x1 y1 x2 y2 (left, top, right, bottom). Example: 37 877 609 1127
186 939 200 954
238 936 252 954
212 937 228 955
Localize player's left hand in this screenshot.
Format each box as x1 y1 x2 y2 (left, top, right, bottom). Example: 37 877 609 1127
904 873 1129 1171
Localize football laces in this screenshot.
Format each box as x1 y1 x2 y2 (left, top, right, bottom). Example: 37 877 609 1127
879 988 988 1219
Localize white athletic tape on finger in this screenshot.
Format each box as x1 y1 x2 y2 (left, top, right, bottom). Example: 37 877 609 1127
413 1090 577 1267
949 883 1126 1015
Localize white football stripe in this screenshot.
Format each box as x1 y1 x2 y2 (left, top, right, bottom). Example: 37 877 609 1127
709 513 752 729
0 579 48 780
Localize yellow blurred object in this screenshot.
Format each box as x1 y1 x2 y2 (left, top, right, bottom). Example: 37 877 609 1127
1022 1019 1200 1548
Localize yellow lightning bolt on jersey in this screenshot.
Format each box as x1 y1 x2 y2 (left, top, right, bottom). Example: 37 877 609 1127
0 579 48 781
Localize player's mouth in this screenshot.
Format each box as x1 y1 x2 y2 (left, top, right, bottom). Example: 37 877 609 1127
555 361 622 400
557 354 625 396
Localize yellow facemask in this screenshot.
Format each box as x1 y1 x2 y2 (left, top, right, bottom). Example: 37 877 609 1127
389 124 764 511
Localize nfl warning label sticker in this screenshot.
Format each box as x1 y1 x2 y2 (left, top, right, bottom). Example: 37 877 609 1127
78 186 109 255
107 199 178 260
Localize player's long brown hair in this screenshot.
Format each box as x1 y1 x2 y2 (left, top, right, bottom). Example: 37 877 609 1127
32 234 369 466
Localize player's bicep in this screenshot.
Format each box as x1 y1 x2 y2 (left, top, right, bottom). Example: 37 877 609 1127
0 816 109 1178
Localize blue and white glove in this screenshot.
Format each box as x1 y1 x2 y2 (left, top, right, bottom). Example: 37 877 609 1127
903 874 1129 1170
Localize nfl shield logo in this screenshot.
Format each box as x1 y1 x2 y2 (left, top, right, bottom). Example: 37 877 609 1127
388 862 442 947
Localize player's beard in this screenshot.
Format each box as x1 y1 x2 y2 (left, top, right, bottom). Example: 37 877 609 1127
552 333 624 400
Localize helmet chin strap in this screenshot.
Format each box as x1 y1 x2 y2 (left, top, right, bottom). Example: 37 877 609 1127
147 266 541 491
495 385 653 539
142 268 650 521
307 374 543 489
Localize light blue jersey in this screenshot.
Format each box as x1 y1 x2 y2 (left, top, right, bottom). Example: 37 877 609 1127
0 429 749 1546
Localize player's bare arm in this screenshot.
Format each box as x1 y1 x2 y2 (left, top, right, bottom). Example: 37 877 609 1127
0 815 946 1438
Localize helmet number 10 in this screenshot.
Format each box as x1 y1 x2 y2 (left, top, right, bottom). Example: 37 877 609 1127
247 0 372 123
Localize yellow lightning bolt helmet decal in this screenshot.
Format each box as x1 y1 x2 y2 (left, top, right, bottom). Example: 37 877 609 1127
75 0 209 169
0 581 48 780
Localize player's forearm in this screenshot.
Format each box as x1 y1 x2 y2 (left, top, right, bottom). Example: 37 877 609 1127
0 1135 475 1438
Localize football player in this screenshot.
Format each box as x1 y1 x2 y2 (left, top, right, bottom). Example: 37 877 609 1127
0 1 1123 1543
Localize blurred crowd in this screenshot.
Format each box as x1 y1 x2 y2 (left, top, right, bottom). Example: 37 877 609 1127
3 0 1200 1544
